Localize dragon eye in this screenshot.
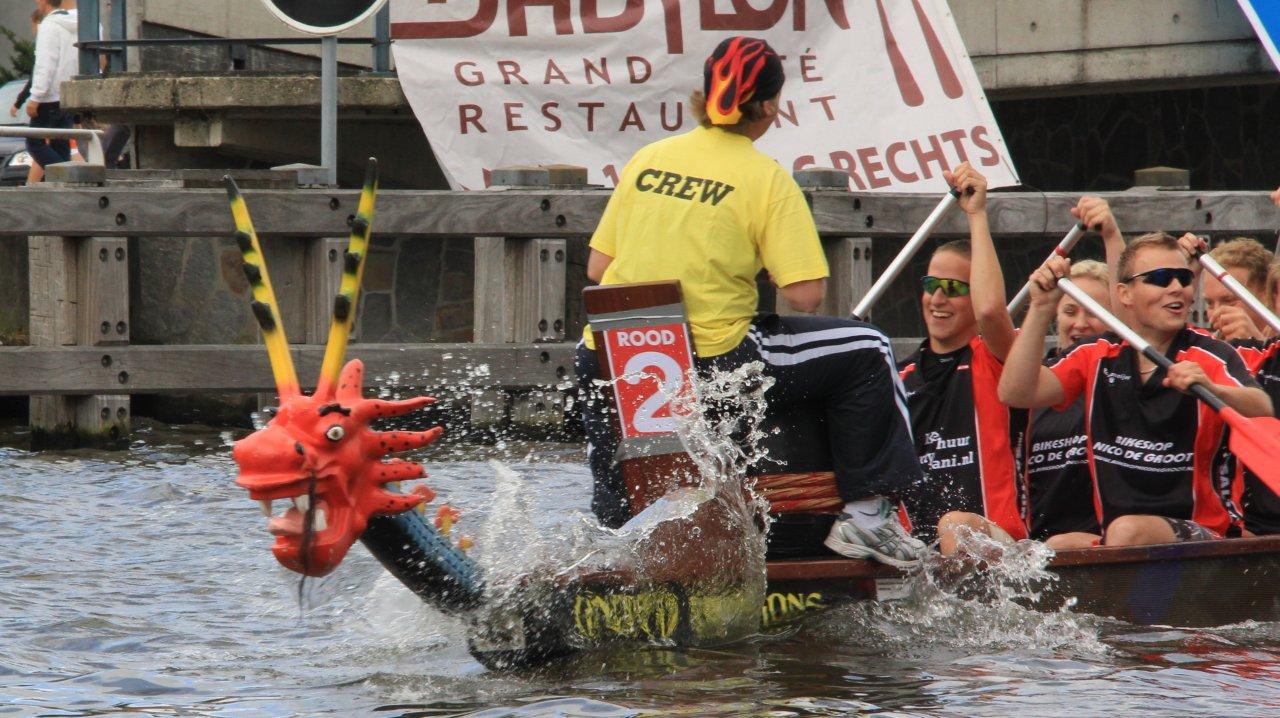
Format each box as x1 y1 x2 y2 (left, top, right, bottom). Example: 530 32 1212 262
325 425 345 442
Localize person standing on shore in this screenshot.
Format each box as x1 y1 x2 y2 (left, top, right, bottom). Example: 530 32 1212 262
26 0 79 183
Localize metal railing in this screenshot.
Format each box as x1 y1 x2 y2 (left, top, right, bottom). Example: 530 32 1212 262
0 127 105 165
75 0 393 76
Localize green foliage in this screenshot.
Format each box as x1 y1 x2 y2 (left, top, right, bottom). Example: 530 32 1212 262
0 26 33 85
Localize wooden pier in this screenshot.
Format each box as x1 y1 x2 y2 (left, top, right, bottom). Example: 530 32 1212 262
0 161 1275 445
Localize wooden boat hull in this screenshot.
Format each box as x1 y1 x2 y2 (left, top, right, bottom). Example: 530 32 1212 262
467 535 1280 668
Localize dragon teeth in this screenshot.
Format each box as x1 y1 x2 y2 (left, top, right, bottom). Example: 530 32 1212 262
314 508 327 531
296 494 310 512
259 500 272 516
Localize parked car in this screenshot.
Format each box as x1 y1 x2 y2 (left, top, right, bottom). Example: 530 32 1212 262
0 78 30 185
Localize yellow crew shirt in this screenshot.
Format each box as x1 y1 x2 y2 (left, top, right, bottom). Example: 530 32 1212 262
584 126 829 357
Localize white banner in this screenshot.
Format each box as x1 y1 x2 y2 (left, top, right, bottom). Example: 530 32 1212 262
390 0 1019 191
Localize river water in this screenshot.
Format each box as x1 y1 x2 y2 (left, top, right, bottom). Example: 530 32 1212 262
4 421 1280 717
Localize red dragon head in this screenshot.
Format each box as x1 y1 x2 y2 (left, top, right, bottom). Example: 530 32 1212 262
232 359 442 576
225 159 449 577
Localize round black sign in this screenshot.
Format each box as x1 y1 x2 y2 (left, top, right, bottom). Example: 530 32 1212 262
260 0 388 35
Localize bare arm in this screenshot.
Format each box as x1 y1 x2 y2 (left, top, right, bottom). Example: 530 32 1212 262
945 163 1015 360
1165 363 1274 418
779 278 827 314
998 257 1070 408
1217 385 1274 417
587 248 613 284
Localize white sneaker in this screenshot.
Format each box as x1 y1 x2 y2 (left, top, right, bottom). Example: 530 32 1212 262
823 511 927 568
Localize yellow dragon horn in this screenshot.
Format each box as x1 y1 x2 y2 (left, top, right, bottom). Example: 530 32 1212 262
225 176 301 399
315 158 379 399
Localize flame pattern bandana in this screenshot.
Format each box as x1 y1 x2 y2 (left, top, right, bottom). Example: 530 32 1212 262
704 36 784 126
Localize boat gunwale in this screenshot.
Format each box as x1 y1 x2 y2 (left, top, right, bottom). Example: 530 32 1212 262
766 534 1280 581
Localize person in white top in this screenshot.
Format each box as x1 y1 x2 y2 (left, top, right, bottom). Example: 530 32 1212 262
25 0 79 178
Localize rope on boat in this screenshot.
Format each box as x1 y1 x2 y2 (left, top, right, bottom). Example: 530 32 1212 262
751 471 842 513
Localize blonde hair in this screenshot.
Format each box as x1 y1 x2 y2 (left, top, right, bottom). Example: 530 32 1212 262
1070 259 1110 285
689 90 772 130
1118 232 1182 281
1209 237 1273 291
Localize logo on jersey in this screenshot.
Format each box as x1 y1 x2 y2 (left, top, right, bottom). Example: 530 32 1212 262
1102 367 1131 385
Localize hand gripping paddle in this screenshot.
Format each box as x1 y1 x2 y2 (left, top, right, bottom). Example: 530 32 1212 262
1007 223 1087 317
1059 277 1280 495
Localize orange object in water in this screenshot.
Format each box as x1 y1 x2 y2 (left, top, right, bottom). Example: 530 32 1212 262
233 359 442 577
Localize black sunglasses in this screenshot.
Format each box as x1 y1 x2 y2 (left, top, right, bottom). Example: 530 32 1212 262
921 275 970 297
1123 267 1195 288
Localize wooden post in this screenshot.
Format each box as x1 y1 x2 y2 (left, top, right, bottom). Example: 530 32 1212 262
473 165 582 431
787 168 867 317
28 163 130 447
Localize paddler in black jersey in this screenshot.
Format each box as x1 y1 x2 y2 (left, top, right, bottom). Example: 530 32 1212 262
576 36 926 567
1023 199 1127 550
896 164 1025 554
1176 234 1280 535
1000 232 1272 546
1024 260 1110 547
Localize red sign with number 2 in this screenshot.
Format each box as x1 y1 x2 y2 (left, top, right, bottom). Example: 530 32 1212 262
603 323 696 440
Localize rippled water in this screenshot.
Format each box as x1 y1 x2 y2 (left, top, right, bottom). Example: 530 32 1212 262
4 421 1280 717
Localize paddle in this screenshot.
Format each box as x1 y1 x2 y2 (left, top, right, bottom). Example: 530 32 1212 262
851 189 959 320
1006 223 1087 317
1195 248 1280 335
1058 277 1280 495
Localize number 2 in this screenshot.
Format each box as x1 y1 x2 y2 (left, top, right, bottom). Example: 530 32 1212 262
623 351 683 434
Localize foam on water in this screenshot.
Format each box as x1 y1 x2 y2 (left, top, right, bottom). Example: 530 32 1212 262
459 362 777 651
819 527 1108 657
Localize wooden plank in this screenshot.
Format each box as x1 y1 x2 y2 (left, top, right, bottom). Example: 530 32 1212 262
847 237 873 320
520 238 566 342
0 344 574 395
0 188 1272 239
27 236 77 347
472 236 513 343
76 238 130 346
258 236 306 343
305 237 346 344
28 235 78 436
73 236 132 441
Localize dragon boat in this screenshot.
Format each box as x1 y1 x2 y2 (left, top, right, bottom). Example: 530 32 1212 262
225 160 1280 671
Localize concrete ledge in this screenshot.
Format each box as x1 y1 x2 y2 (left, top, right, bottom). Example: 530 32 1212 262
62 75 410 120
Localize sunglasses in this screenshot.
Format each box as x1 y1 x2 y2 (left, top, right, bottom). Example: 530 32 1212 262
1123 267 1195 288
921 276 970 297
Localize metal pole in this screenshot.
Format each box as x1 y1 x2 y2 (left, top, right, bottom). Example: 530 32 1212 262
321 35 338 186
1198 252 1280 334
79 0 102 76
851 190 959 320
373 5 391 74
109 0 128 73
1007 223 1088 317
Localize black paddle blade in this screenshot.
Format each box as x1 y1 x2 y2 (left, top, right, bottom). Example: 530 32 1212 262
1223 409 1280 497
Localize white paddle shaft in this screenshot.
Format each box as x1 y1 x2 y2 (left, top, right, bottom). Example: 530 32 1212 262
851 190 959 320
1007 223 1087 316
1198 252 1280 334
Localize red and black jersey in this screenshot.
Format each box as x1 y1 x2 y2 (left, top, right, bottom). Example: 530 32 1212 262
1229 337 1280 535
898 336 1027 542
1050 328 1258 534
1023 347 1102 540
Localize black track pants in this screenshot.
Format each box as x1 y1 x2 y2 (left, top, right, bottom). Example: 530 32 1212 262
576 314 923 528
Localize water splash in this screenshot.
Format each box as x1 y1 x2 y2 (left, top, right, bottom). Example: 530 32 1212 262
459 362 778 652
821 528 1107 657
